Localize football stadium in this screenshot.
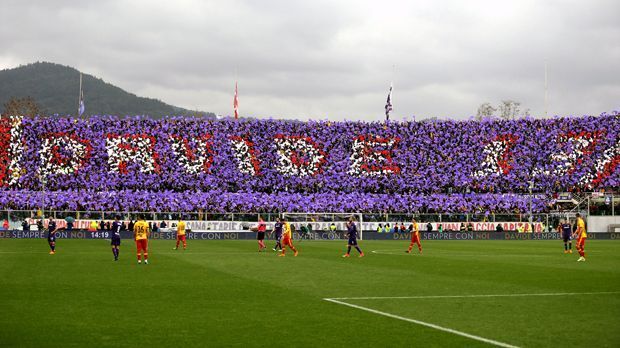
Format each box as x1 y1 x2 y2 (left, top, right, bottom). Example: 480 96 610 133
2 1 620 348
0 114 619 347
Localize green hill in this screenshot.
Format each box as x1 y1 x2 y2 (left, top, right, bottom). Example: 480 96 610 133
0 62 215 118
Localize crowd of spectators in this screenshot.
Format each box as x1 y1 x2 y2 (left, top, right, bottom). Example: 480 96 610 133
0 112 617 214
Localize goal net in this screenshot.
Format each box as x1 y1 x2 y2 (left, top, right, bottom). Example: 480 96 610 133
281 213 364 240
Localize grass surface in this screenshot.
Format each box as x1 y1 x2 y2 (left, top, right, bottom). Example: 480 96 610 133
1 239 619 347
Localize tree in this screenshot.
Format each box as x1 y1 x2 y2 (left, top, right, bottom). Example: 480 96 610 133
498 100 522 120
476 102 496 120
498 100 530 120
476 100 530 121
2 96 41 117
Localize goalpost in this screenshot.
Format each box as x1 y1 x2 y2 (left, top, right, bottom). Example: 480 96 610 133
281 213 364 240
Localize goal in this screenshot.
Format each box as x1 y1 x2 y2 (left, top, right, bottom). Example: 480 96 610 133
281 213 364 240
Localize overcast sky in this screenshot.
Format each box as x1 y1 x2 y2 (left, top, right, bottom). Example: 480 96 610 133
1 0 619 121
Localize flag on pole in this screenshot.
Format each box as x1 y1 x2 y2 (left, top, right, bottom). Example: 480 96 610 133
384 83 393 121
233 81 239 120
78 89 85 117
78 72 85 117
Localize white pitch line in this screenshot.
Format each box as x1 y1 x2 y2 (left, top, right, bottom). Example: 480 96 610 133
324 298 520 348
371 250 547 257
158 251 258 255
328 291 620 300
0 251 260 255
0 251 40 254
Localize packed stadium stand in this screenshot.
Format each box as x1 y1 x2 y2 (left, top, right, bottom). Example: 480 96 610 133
0 112 617 214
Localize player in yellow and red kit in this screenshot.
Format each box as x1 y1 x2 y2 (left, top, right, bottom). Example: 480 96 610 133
573 213 587 262
173 217 187 250
278 217 298 257
134 214 150 264
406 218 422 254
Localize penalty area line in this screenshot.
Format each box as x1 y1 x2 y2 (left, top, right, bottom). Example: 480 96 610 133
328 291 620 300
370 250 549 257
323 298 519 348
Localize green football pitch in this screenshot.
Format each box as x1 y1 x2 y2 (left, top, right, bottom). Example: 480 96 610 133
1 239 619 347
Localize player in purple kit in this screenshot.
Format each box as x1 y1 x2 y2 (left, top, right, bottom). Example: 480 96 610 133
47 218 58 255
111 215 122 261
272 217 283 251
343 217 364 258
560 219 573 254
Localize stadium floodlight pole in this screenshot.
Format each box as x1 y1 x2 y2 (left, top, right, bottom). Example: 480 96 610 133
77 72 84 117
544 60 548 119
